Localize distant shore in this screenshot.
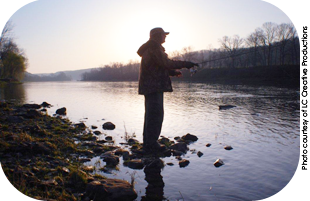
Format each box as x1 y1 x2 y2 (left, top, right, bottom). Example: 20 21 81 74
174 65 300 88
21 65 300 88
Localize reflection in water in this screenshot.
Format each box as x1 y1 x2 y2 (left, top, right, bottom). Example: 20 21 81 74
0 84 26 103
141 158 165 201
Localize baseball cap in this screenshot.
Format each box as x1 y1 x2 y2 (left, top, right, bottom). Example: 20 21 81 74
150 27 169 36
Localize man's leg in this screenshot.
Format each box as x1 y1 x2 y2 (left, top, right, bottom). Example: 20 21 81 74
143 92 164 151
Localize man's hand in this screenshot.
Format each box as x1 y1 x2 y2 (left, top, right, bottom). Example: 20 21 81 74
175 70 183 77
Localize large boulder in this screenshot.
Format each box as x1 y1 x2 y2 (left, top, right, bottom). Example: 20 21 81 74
86 179 137 201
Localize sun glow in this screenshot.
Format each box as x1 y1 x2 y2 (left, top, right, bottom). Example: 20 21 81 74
108 0 196 61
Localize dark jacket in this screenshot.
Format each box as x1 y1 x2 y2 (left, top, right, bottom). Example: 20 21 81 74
137 39 188 95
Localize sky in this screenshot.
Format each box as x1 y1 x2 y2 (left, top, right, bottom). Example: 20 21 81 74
0 0 305 74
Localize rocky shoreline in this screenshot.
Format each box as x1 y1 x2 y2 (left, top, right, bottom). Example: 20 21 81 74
0 101 138 201
0 100 232 200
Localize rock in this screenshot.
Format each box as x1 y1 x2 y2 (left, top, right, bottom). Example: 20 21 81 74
124 159 144 170
81 165 95 172
214 159 224 167
169 142 188 153
79 149 95 157
56 107 67 115
175 156 182 161
93 131 101 135
75 122 86 129
172 150 183 156
158 137 172 145
162 149 172 157
114 149 129 156
92 146 108 154
128 138 139 145
197 151 203 157
206 143 212 147
181 133 198 142
179 159 190 168
91 125 98 129
102 122 115 130
41 102 52 108
86 179 137 201
224 145 233 150
166 162 174 166
101 151 119 167
61 167 70 175
105 136 113 141
174 136 181 141
42 179 58 186
122 152 130 161
219 105 236 110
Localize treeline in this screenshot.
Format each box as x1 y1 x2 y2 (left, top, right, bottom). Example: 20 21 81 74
185 22 299 69
23 72 72 82
0 21 27 82
82 62 140 81
81 22 299 82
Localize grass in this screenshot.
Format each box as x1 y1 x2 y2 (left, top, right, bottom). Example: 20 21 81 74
0 102 99 200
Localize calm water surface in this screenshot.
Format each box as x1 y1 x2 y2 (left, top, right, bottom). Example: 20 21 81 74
1 81 300 201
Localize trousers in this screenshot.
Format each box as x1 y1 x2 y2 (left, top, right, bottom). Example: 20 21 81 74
143 92 164 149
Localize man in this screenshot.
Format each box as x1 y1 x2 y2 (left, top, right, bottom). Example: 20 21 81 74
137 27 198 153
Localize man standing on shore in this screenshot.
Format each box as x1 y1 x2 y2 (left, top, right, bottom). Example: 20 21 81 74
137 27 198 153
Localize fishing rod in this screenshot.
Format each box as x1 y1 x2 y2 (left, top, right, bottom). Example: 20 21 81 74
189 42 289 76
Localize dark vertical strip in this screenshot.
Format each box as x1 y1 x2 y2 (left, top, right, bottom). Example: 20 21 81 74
300 26 309 170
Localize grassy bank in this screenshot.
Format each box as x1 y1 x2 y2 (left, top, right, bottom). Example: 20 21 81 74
0 101 110 201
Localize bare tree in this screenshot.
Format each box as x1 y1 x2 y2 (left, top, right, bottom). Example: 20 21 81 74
180 46 195 61
246 29 262 67
0 21 14 53
261 22 277 66
276 23 295 65
289 25 299 65
169 50 182 60
219 35 243 68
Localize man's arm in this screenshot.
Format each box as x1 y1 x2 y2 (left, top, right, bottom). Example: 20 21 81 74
149 46 197 70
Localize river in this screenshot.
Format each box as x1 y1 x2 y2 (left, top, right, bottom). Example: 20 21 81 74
1 81 300 201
